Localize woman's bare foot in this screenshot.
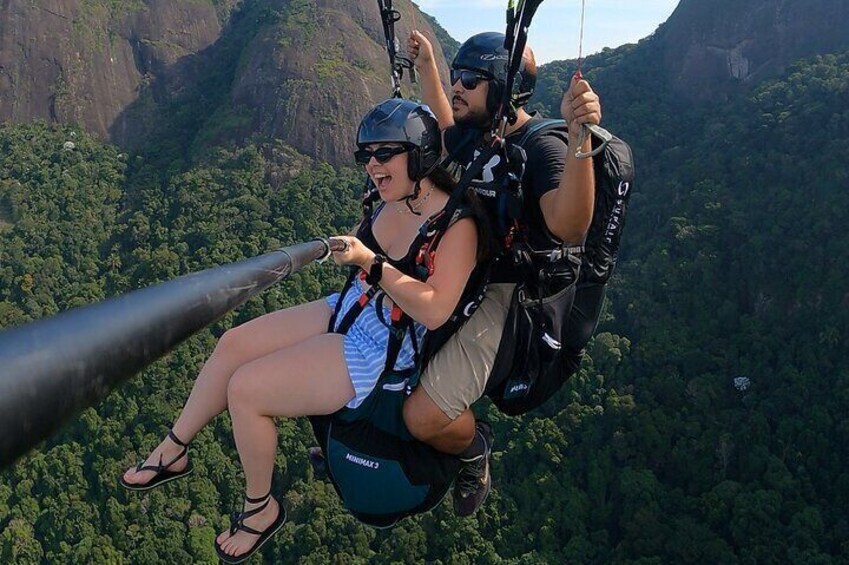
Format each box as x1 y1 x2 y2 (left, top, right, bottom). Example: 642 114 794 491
216 496 281 559
122 433 189 487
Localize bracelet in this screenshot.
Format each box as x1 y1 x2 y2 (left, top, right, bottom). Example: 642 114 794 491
365 254 387 286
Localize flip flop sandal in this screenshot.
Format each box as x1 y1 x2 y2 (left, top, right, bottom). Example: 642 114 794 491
119 429 194 491
215 491 287 564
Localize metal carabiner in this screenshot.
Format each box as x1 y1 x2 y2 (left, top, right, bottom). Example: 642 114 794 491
575 123 612 159
315 237 350 263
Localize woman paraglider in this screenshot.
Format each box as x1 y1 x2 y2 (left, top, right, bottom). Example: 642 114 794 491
119 98 490 563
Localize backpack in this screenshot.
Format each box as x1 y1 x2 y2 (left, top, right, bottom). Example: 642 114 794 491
484 119 635 415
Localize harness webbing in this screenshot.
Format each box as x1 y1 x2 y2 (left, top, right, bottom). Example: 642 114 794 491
377 0 416 99
328 270 417 376
495 0 545 134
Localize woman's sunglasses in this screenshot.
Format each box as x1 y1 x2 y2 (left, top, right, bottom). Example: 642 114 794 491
354 145 409 165
450 69 491 90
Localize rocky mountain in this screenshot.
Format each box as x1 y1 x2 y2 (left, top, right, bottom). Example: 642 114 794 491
533 0 849 158
0 0 451 166
3 0 847 164
653 0 849 100
223 0 452 165
0 1 225 141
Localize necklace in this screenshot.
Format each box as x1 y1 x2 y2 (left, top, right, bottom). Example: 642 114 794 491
393 186 433 215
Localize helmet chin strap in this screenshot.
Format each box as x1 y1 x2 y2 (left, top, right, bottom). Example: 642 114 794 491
399 180 424 215
398 152 441 215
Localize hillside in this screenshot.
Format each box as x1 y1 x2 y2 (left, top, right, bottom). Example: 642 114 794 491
0 0 452 166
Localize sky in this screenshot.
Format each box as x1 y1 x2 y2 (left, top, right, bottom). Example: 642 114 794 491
414 0 681 64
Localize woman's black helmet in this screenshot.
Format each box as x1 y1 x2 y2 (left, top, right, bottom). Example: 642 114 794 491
356 98 442 181
451 32 537 117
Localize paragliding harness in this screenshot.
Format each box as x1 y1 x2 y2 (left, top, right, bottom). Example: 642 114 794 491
308 176 490 528
482 119 635 415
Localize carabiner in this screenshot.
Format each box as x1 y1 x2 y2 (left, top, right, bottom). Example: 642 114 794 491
575 123 612 159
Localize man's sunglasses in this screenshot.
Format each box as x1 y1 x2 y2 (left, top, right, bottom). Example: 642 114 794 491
354 145 409 165
450 69 491 90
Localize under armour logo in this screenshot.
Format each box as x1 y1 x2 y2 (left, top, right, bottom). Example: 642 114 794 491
472 149 501 183
542 333 562 350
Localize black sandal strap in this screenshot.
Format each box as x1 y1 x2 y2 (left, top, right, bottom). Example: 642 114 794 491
245 491 271 505
228 516 264 537
228 492 273 536
134 448 185 474
133 431 189 474
168 429 190 447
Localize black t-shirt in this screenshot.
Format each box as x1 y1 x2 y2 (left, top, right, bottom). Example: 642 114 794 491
444 116 570 281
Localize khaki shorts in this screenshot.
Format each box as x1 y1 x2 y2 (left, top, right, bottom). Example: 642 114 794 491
420 283 515 420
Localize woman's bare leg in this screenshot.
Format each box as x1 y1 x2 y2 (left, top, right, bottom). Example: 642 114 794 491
216 333 353 558
122 299 333 485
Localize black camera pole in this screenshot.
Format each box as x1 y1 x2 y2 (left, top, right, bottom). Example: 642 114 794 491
0 239 344 469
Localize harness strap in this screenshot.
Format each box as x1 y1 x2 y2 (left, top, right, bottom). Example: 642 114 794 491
331 273 381 335
383 311 416 375
377 0 415 98
331 268 418 377
328 271 355 332
515 118 567 147
433 143 502 242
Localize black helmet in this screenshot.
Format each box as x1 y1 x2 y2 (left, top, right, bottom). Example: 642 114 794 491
452 32 537 116
356 98 442 181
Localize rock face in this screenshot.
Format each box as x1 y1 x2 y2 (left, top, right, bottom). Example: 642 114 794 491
3 0 848 160
0 0 450 166
0 0 222 142
228 0 451 166
655 0 849 100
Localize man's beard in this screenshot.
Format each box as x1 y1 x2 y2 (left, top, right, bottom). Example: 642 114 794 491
454 106 492 130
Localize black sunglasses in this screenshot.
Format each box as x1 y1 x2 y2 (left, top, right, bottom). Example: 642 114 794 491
354 145 409 165
450 69 491 90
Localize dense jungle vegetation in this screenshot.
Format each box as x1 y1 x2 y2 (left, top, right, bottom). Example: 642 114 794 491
1 13 848 565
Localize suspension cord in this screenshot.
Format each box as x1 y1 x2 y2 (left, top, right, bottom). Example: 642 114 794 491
572 0 613 159
493 0 543 141
576 0 586 76
378 0 416 98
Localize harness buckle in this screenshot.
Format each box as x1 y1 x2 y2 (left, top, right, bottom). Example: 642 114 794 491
391 305 403 323
416 246 436 278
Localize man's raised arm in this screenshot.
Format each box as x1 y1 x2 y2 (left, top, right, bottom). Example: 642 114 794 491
408 30 454 131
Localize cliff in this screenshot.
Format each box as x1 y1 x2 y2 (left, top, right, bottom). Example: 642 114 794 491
0 0 223 140
654 0 849 100
0 0 451 166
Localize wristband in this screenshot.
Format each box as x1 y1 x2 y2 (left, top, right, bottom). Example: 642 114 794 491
365 254 387 286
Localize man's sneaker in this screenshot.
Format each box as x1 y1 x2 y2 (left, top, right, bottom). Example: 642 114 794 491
453 421 494 517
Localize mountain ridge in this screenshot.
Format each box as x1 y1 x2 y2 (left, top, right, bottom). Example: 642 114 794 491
0 0 453 166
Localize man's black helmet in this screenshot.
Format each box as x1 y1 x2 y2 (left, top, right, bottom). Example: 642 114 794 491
357 98 442 181
452 32 537 116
